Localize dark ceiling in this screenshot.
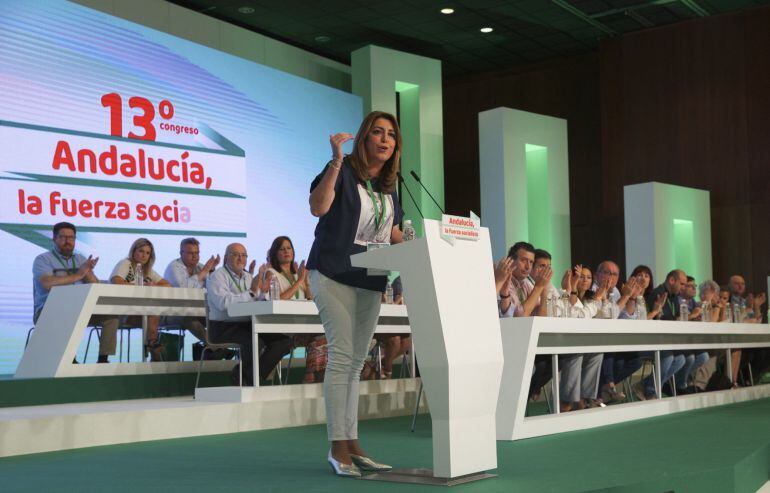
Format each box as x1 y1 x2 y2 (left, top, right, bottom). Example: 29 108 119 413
168 0 770 77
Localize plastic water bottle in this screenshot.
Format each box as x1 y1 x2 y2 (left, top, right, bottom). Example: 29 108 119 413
679 300 689 322
601 299 612 319
384 282 394 304
134 263 144 286
403 220 416 241
739 299 747 322
269 277 280 301
636 296 647 320
546 294 556 317
725 304 733 323
701 301 711 322
733 302 741 323
560 292 571 318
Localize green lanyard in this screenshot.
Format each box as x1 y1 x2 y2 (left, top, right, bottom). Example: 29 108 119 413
51 250 76 270
666 297 676 317
513 279 526 305
225 267 246 294
365 179 386 231
281 270 301 299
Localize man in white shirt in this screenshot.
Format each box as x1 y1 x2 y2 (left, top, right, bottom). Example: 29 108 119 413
207 243 291 385
163 237 219 343
592 260 636 318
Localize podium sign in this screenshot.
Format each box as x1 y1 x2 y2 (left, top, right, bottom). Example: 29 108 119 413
351 218 503 482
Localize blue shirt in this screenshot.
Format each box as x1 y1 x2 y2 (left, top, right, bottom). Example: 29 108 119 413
307 157 403 292
32 248 88 318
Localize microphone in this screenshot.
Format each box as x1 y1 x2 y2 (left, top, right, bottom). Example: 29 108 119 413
396 172 424 219
409 170 445 215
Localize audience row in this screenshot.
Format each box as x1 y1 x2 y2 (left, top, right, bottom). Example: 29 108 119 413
495 240 768 411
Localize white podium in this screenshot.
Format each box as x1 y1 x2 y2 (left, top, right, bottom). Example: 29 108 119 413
351 218 503 484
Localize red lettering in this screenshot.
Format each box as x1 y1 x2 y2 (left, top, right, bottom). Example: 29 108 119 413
52 141 75 171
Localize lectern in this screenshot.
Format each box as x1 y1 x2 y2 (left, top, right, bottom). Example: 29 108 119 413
351 218 503 484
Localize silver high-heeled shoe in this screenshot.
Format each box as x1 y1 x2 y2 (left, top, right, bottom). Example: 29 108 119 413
350 454 392 472
327 450 362 478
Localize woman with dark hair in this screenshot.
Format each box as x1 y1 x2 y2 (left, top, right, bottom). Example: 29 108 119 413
625 265 686 400
265 236 323 383
110 237 171 361
266 236 312 301
308 111 403 477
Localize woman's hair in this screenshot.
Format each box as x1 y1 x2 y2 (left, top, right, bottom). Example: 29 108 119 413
578 266 595 301
267 236 295 273
347 111 401 193
128 237 156 271
630 264 654 298
698 279 720 299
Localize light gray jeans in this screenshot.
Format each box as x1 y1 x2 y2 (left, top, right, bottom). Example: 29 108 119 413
310 270 382 441
560 353 603 403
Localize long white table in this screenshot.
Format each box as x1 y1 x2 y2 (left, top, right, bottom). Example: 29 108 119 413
15 284 234 378
221 300 411 389
497 316 770 440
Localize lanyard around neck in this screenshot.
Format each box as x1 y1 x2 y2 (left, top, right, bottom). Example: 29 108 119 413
666 296 676 316
280 269 301 299
365 179 386 231
51 250 75 270
225 267 246 293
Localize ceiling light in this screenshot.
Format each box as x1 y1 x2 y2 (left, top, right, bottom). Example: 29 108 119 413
440 8 454 14
314 35 331 43
480 27 493 33
237 6 255 14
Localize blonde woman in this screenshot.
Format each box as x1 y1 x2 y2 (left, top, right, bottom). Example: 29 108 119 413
110 238 170 361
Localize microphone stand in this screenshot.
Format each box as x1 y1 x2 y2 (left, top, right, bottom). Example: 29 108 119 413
409 170 445 215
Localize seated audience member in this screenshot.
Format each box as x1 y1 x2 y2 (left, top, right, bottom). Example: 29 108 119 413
592 261 638 318
599 266 655 403
366 276 412 380
727 277 768 384
534 249 560 300
728 275 766 323
671 275 709 394
689 280 724 392
32 222 119 363
498 241 552 318
110 238 171 361
207 243 292 385
265 236 320 383
381 276 411 378
163 237 220 343
559 266 608 411
619 265 657 320
633 270 688 399
717 286 745 386
266 236 312 301
529 264 601 401
677 276 702 321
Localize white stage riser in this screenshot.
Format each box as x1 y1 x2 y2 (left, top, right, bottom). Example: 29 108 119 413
0 379 426 458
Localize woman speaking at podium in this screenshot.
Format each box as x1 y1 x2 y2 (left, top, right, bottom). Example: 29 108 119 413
308 111 404 477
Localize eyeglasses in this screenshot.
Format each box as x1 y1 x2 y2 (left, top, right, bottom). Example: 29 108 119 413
229 253 248 258
56 235 76 241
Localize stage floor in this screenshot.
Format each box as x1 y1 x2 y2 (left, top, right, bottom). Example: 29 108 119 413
2 398 769 492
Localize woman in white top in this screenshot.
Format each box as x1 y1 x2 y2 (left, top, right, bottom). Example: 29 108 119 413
266 236 323 384
110 237 171 361
266 236 312 301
